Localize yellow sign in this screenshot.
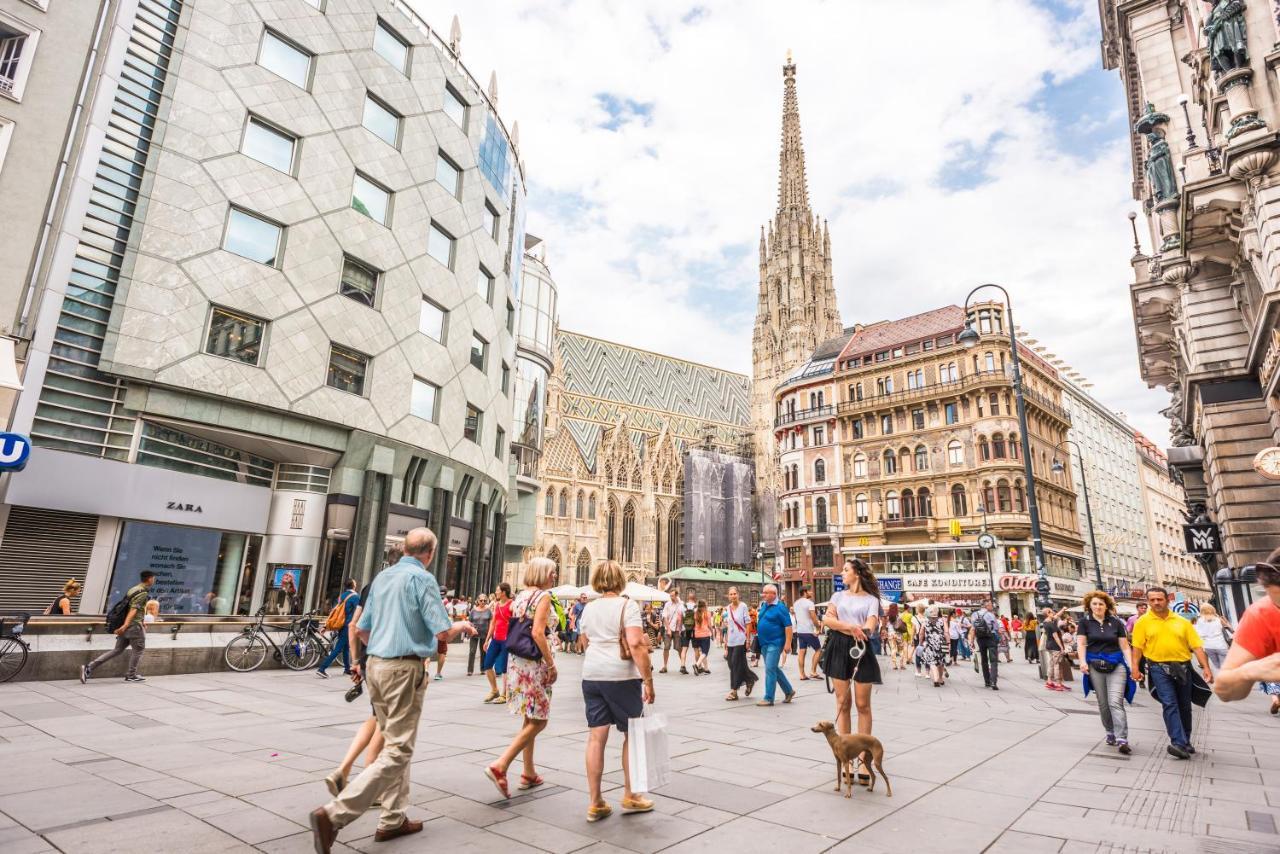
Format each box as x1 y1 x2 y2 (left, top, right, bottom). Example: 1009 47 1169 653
949 520 962 537
857 536 870 547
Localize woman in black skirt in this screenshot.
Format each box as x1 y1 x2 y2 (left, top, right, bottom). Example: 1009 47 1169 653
821 559 883 743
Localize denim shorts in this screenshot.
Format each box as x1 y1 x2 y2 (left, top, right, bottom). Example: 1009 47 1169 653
481 638 508 676
582 679 643 732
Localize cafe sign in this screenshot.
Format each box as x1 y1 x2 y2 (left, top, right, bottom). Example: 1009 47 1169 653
901 573 992 593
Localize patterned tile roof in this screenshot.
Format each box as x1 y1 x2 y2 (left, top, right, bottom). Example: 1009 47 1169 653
838 305 966 361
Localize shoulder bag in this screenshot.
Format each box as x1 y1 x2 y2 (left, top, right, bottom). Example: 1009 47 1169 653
507 591 548 661
618 596 633 661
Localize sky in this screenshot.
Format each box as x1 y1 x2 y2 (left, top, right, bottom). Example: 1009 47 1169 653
412 0 1173 443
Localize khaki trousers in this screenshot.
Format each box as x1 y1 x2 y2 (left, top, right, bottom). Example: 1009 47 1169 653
325 657 426 831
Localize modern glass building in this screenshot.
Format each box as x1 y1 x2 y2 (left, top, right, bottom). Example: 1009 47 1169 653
0 0 524 613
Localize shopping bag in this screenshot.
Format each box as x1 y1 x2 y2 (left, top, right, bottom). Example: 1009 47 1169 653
626 707 671 793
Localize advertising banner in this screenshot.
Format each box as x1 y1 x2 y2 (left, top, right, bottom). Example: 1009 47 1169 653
111 521 223 613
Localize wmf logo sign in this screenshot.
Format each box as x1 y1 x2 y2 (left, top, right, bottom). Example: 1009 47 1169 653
1183 522 1222 555
0 432 32 472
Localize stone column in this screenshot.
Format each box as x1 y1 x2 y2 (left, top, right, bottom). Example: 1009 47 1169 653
1219 68 1267 142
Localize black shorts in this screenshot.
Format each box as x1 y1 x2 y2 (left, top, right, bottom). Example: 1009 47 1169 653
821 632 883 684
582 679 643 732
797 632 820 651
694 636 710 655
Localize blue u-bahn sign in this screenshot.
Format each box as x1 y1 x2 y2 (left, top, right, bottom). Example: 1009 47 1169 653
0 432 32 472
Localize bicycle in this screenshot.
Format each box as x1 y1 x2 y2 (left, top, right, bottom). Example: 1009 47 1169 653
292 612 332 669
223 609 320 672
0 612 30 683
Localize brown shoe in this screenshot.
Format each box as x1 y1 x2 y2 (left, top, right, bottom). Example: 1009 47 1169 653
374 818 423 842
309 808 337 854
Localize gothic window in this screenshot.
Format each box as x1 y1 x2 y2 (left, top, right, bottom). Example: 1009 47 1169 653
814 459 826 483
605 463 613 486
667 505 679 571
992 433 1006 458
607 502 617 560
547 546 561 571
951 484 967 517
914 445 928 471
947 440 963 466
622 501 636 562
576 548 591 588
883 449 897 475
544 488 554 516
855 493 869 523
588 493 597 520
558 489 567 517
631 467 641 489
885 491 900 520
919 487 932 517
902 489 916 518
575 490 584 519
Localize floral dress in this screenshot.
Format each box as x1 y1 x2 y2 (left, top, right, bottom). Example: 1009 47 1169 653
919 616 947 666
507 588 554 720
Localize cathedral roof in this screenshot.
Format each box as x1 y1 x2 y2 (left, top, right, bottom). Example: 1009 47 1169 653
838 305 967 361
557 331 750 426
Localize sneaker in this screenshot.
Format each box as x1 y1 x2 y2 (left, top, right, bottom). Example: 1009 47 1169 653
316 670 329 679
1166 744 1190 760
1117 740 1131 755
1105 733 1116 746
79 665 89 684
324 771 346 797
434 674 443 681
680 667 688 675
1185 744 1196 755
990 685 999 691
124 675 146 683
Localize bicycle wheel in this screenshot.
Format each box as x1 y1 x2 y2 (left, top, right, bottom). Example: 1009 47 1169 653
280 633 314 670
306 635 329 669
0 637 29 683
224 633 268 672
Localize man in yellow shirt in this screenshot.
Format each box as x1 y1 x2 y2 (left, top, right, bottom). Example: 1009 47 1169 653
1131 587 1214 759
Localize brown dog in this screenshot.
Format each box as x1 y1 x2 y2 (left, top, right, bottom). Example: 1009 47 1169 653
811 720 892 798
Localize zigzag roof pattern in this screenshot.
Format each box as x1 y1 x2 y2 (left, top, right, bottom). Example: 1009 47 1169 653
558 331 751 427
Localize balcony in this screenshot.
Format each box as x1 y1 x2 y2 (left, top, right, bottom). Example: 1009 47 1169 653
835 370 1070 425
883 516 930 529
775 405 834 429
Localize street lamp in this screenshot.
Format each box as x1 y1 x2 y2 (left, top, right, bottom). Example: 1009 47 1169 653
976 503 998 614
1051 440 1103 591
958 284 1052 608
756 546 765 594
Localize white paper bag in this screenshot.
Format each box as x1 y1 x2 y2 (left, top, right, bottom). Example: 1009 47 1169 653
627 707 671 793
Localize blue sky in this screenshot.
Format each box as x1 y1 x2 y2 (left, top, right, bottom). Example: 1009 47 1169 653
434 0 1171 442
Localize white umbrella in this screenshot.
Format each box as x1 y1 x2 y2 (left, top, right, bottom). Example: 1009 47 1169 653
622 581 669 602
549 584 585 600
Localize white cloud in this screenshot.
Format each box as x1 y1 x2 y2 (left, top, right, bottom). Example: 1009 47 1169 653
413 0 1172 443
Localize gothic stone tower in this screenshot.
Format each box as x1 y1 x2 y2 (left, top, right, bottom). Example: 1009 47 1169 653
751 56 843 535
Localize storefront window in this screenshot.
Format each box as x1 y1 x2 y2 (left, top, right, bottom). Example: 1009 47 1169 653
107 521 261 615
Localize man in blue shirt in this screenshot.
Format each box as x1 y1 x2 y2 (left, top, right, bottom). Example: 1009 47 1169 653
755 584 795 706
311 528 474 852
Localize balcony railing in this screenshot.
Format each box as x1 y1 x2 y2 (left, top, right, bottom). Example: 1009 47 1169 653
835 370 1071 424
883 516 930 529
775 405 834 428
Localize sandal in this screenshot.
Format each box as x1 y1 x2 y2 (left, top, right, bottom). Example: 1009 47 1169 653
724 691 738 701
518 773 544 791
484 765 510 799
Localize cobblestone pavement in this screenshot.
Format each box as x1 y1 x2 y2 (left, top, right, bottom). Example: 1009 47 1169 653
1 645 1277 853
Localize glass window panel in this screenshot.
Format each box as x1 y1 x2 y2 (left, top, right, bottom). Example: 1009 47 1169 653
463 404 481 442
411 378 438 421
428 222 454 268
476 267 492 303
242 117 295 172
327 344 368 395
339 256 378 306
443 84 466 128
259 31 312 88
224 208 281 266
205 307 264 365
435 151 461 197
362 95 400 146
108 522 261 616
482 203 498 239
470 333 487 371
352 173 389 224
419 298 445 341
373 20 408 73
495 427 505 459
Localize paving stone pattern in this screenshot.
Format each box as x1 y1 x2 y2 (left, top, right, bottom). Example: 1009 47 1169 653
0 645 1276 853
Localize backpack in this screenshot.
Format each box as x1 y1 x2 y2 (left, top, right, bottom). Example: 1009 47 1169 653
104 596 131 632
323 591 352 632
973 612 994 641
682 606 695 630
894 617 908 635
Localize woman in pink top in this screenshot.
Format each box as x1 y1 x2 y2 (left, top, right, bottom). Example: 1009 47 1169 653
692 601 712 675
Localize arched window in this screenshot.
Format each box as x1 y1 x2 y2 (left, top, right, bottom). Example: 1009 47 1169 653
576 549 591 587
817 390 825 407
815 459 826 483
558 489 567 517
906 371 917 390
783 467 790 491
544 488 554 516
1009 434 1021 459
919 487 933 517
914 445 928 471
662 473 671 493
666 506 679 571
916 369 924 387
792 463 800 487
948 440 963 466
547 546 561 571
902 489 916 518
979 437 991 461
984 352 996 372
982 482 995 513
855 493 869 523
951 484 967 517
606 502 617 560
815 496 828 528
1013 480 1025 512
588 493 597 520
575 491 584 519
631 467 641 489
992 433 1006 458
853 454 867 477
882 450 897 475
622 501 636 563
885 491 900 520
997 479 1012 512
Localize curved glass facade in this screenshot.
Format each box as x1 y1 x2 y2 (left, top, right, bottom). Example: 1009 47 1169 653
518 255 557 361
512 356 548 452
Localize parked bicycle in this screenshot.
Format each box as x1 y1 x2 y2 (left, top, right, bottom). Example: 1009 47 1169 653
0 612 30 683
223 609 323 672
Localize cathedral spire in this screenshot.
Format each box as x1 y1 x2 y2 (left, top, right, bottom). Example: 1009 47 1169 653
777 51 810 214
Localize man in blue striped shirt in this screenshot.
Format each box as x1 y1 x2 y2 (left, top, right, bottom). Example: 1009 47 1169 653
311 528 474 852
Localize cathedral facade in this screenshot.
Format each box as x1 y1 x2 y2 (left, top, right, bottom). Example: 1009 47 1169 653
508 331 751 587
751 56 845 558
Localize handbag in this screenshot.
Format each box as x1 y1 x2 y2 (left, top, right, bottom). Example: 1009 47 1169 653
618 596 633 662
626 706 672 792
507 591 547 661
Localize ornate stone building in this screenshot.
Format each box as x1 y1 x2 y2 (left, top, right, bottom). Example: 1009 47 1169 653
507 331 750 587
1135 431 1211 597
1100 0 1280 569
751 55 843 556
777 303 1087 612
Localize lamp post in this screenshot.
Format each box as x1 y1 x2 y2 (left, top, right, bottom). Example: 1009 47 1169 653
1051 439 1103 591
976 503 998 615
957 285 1051 609
756 546 765 597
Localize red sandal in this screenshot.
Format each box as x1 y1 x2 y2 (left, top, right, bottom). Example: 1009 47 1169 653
518 773 544 791
484 765 510 799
